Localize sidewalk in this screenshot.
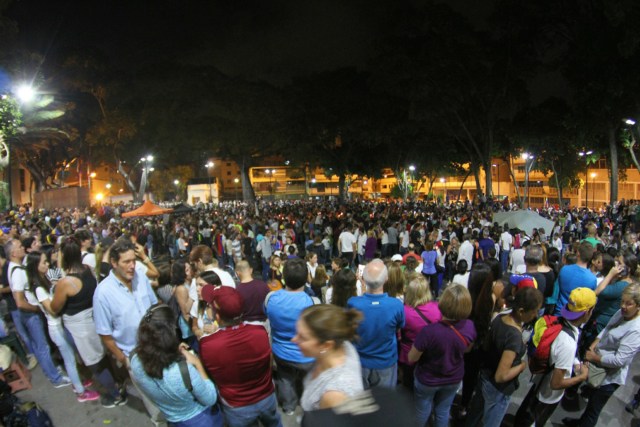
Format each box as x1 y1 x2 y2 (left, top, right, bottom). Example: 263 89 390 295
13 354 640 426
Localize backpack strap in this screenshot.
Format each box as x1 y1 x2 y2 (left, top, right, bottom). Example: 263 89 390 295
441 320 469 347
178 358 195 400
413 307 432 326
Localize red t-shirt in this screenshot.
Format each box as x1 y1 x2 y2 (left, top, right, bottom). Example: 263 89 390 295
402 252 421 265
200 324 274 407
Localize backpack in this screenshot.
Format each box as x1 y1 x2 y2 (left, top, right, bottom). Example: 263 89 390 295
4 401 53 427
527 315 576 374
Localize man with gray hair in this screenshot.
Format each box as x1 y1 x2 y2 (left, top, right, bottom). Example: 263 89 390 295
347 259 405 388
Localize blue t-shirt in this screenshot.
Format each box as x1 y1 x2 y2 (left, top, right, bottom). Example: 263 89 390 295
130 355 218 423
421 250 437 275
265 290 315 363
347 293 405 369
554 264 597 315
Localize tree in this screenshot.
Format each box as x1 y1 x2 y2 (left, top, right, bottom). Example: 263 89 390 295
371 2 532 197
148 164 193 202
289 68 402 202
534 0 640 205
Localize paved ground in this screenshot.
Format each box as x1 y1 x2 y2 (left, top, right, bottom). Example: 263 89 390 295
13 354 640 427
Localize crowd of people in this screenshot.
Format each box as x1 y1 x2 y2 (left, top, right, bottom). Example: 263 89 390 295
0 197 639 426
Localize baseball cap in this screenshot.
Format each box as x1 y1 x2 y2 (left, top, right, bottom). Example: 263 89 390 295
201 284 217 306
510 274 537 290
391 254 403 262
209 286 244 320
561 288 597 321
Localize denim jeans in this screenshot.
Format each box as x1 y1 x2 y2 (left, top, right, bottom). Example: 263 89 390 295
500 250 509 274
273 355 313 413
578 383 619 427
414 379 460 427
362 364 397 389
169 406 223 427
13 310 62 384
222 392 282 427
48 323 84 393
465 372 511 427
261 258 270 282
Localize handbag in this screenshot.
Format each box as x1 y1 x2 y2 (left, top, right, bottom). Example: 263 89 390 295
587 362 607 388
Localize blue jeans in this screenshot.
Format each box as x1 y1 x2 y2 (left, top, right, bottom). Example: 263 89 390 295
578 383 619 427
48 323 84 393
12 310 62 384
465 372 511 427
222 393 282 427
500 250 509 274
273 355 313 413
261 257 270 282
169 406 223 427
414 380 460 427
361 364 397 389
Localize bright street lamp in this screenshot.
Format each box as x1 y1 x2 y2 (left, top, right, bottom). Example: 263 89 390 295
522 153 535 208
625 119 636 126
15 84 35 103
174 179 179 185
579 150 593 208
205 162 214 203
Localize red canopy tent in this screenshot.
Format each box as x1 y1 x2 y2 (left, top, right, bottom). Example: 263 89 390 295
121 200 173 218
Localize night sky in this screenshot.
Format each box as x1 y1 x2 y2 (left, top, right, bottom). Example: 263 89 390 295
6 1 502 84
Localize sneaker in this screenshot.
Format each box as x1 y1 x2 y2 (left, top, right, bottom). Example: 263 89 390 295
82 379 94 388
102 394 128 408
53 376 72 388
284 410 295 416
77 390 100 403
26 354 38 370
562 418 580 427
626 398 640 413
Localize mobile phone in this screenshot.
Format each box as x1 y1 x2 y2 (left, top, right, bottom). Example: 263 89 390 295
357 264 365 277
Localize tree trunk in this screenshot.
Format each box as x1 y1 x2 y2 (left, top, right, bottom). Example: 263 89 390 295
240 156 256 202
484 161 493 196
458 169 471 201
506 155 522 207
117 159 140 203
551 160 564 208
608 125 618 206
472 163 482 195
338 174 347 202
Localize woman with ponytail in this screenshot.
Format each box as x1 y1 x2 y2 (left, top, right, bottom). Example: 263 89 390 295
292 304 364 411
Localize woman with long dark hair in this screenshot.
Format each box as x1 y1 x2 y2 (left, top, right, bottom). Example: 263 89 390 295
130 304 222 427
50 237 124 407
24 251 98 402
326 268 357 307
191 270 220 340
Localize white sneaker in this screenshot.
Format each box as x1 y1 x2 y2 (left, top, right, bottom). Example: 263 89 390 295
26 354 38 370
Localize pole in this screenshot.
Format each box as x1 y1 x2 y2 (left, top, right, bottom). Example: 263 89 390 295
497 167 500 198
592 175 595 209
585 164 588 209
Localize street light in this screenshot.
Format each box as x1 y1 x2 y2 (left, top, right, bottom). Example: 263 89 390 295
578 150 593 208
234 177 239 201
591 172 597 210
522 153 535 208
15 84 35 103
205 161 214 203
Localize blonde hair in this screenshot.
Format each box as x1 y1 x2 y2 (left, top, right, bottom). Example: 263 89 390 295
384 262 404 297
438 284 472 321
404 273 432 308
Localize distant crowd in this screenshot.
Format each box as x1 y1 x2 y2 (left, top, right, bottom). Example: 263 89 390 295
0 198 639 427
